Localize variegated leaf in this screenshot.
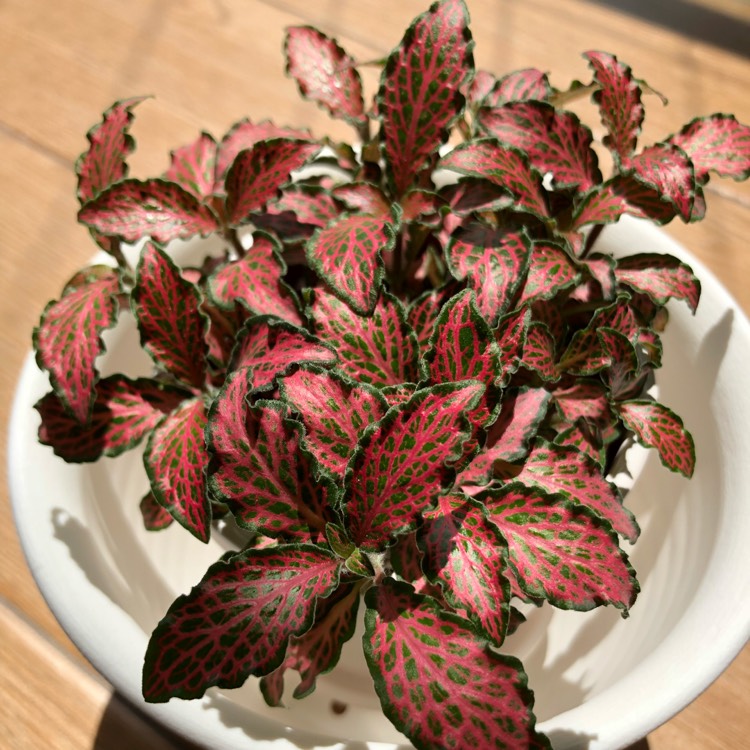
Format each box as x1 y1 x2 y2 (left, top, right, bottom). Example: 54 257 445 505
553 381 613 427
668 114 750 183
439 178 514 217
584 51 643 161
407 286 455 355
285 26 366 126
164 131 218 201
518 242 580 305
521 322 560 382
345 382 484 550
309 289 422 387
483 483 638 612
446 225 531 325
207 231 302 324
78 179 219 243
260 580 361 705
34 265 120 423
332 182 391 217
269 184 340 228
225 139 321 225
477 101 601 189
364 580 546 749
515 439 639 542
553 422 606 468
36 375 185 462
420 493 511 645
378 0 474 195
306 213 397 314
142 545 342 701
144 397 210 542
618 400 695 477
76 96 147 204
485 68 551 107
132 243 209 389
389 532 443 598
466 69 497 106
614 253 700 313
495 306 531 385
280 366 388 477
230 316 336 392
140 490 175 531
207 371 332 539
458 387 552 488
439 141 548 219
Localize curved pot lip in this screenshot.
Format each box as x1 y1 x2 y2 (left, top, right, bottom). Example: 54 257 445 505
8 216 750 750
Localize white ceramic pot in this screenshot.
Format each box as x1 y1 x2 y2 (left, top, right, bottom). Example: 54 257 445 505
9 217 750 749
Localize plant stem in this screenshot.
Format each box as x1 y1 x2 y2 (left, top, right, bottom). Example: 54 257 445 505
580 224 604 259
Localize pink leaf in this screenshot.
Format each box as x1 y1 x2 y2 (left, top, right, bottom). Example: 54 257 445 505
668 113 750 183
139 491 175 531
208 231 302 324
231 316 336 393
280 366 388 477
78 179 219 243
332 182 391 217
306 213 397 314
553 381 613 427
76 96 147 204
36 375 185 462
446 225 531 325
518 242 580 305
142 545 342 701
515 439 639 542
260 581 361 704
615 253 700 313
133 243 209 389
521 322 560 382
439 141 549 218
584 51 643 161
484 484 638 612
215 119 312 188
485 68 551 107
225 139 321 225
478 101 601 189
144 397 210 542
310 289 422 387
378 0 473 195
164 131 218 200
466 69 496 106
364 580 545 749
345 382 484 550
207 371 332 539
285 26 366 126
618 400 695 477
495 306 531 386
420 493 511 645
407 287 455 355
269 185 340 227
34 265 120 423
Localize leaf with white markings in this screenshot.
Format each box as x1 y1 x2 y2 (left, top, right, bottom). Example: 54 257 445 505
143 545 341 701
364 580 546 750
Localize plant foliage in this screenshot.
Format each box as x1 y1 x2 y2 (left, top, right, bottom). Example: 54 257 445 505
33 1 750 747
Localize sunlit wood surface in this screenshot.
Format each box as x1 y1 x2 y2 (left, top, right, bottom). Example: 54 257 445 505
1 1 748 748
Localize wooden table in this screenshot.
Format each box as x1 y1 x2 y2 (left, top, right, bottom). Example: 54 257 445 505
1 1 748 748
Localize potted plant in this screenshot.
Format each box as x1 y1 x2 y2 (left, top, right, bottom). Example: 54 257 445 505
29 0 749 747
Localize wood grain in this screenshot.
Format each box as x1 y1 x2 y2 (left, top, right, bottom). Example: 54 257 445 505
1 1 747 748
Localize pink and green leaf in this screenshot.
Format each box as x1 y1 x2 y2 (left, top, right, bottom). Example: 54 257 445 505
208 231 302 324
477 101 601 189
485 68 551 107
78 179 219 243
76 96 147 204
140 490 175 531
518 242 580 305
142 545 342 701
378 0 474 196
230 316 336 393
584 50 643 161
407 286 455 355
36 375 185 462
483 483 638 612
34 265 120 423
164 131 218 201
305 212 397 314
614 253 700 312
420 493 511 645
668 113 750 183
345 381 484 550
364 580 546 749
446 225 531 325
132 243 209 389
618 400 695 477
207 371 332 539
439 141 548 219
285 26 366 127
495 307 531 386
279 366 388 477
269 184 340 228
521 322 560 382
553 381 614 427
332 182 391 218
309 289 422 387
144 397 210 542
225 139 321 225
514 439 639 542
